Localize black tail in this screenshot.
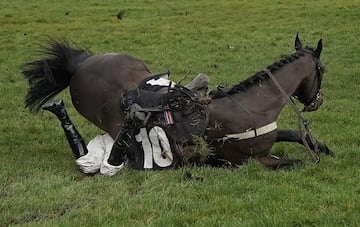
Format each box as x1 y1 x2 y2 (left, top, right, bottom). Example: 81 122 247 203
21 39 92 112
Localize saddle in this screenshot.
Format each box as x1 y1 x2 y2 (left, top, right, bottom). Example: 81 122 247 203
121 72 210 170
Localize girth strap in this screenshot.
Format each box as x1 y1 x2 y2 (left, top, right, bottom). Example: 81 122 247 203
218 121 277 142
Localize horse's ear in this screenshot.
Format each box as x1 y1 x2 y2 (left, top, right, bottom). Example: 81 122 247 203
295 33 302 51
314 39 323 58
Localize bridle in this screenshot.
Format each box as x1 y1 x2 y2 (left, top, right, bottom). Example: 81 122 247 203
295 53 324 111
302 90 322 112
264 65 322 163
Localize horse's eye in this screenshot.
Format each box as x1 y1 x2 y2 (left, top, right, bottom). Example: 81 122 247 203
318 65 325 73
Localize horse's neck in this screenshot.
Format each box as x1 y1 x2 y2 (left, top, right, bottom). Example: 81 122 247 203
268 57 313 96
208 56 314 132
255 57 313 112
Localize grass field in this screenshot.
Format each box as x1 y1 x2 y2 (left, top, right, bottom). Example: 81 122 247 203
1 0 359 226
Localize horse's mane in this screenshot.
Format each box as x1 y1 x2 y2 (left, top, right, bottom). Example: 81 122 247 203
210 49 315 99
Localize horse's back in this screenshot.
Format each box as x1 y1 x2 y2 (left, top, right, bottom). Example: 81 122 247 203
70 53 152 138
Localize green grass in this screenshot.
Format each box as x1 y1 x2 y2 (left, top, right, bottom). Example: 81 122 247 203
1 0 360 226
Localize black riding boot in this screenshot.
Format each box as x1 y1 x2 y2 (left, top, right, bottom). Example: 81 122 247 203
42 99 88 159
107 117 133 166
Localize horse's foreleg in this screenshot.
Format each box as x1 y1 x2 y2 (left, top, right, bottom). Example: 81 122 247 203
276 129 335 156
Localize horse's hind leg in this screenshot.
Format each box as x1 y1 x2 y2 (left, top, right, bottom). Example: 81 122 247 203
43 99 88 159
276 129 335 156
257 155 304 170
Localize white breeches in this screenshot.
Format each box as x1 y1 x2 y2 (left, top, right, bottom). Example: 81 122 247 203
75 133 124 175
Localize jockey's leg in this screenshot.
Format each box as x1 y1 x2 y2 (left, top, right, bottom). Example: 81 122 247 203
102 115 136 176
42 99 88 159
107 137 128 166
77 134 110 174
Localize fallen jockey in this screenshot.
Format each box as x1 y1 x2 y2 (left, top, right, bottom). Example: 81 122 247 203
42 73 210 176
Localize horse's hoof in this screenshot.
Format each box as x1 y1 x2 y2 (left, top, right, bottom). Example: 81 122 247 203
318 143 336 157
326 149 336 157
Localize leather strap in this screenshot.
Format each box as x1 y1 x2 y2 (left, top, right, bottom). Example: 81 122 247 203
264 68 320 163
220 121 277 141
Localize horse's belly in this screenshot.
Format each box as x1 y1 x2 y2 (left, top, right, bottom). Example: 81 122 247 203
213 132 277 164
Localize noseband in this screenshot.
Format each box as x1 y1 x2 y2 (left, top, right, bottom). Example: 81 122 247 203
303 90 321 112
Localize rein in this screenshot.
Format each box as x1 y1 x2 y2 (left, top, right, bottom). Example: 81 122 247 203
213 87 278 143
263 68 320 163
216 86 258 135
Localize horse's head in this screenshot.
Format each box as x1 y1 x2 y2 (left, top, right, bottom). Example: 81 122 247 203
293 34 325 112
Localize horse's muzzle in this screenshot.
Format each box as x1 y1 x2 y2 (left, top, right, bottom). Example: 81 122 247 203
303 90 324 112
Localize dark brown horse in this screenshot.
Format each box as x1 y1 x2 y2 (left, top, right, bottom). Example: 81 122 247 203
22 34 333 169
205 35 327 168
